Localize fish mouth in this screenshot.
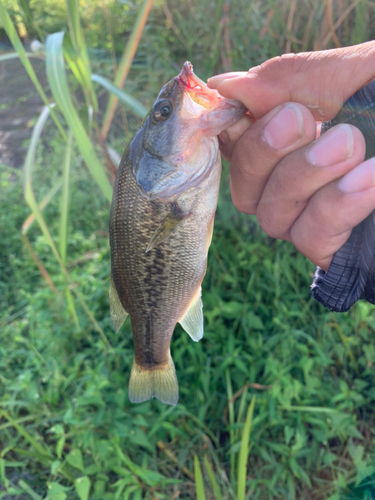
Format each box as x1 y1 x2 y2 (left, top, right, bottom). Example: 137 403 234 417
176 61 221 109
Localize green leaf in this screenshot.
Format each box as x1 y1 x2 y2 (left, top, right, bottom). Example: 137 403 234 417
60 132 73 265
0 458 8 489
349 443 364 465
194 456 206 500
237 396 256 500
22 178 63 234
0 409 52 461
21 106 109 346
204 456 223 500
47 483 69 500
75 476 91 500
56 436 66 460
51 460 61 475
45 31 112 202
66 449 84 472
355 465 375 487
66 0 98 111
18 480 43 500
101 0 153 137
0 51 37 62
91 74 147 118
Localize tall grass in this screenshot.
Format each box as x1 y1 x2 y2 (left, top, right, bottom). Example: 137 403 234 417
1 0 375 499
0 0 151 342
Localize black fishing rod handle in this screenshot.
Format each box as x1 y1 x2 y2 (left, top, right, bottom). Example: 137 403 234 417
311 79 375 312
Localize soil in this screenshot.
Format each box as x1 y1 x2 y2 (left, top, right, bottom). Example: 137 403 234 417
0 55 46 168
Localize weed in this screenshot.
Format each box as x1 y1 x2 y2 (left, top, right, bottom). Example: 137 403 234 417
1 1 375 499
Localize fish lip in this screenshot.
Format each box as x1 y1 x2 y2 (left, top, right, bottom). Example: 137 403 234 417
176 61 221 109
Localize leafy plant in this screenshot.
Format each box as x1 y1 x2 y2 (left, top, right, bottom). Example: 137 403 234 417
1 0 375 499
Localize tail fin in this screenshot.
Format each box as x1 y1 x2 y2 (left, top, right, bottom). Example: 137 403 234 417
128 354 178 406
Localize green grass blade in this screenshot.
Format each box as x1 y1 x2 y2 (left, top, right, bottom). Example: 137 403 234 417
65 0 98 111
22 179 63 234
23 233 60 296
91 74 147 118
101 0 154 138
278 405 339 413
0 3 66 140
63 36 87 94
60 132 73 264
194 456 207 500
225 369 235 484
237 396 256 500
17 0 44 41
235 386 249 442
0 410 52 459
18 480 43 500
23 106 112 350
203 456 223 500
0 52 41 62
60 133 81 329
45 31 112 202
23 107 66 267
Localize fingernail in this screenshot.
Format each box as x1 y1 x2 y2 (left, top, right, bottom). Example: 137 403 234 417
263 103 304 149
207 71 247 85
308 124 354 167
339 158 375 193
218 130 230 144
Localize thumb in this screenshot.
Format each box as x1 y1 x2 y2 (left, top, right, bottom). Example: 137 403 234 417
207 41 375 121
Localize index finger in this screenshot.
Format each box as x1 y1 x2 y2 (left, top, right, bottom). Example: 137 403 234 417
208 41 375 121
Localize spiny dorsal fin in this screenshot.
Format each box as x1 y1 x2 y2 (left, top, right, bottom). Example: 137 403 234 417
109 275 128 333
146 212 188 253
179 287 203 342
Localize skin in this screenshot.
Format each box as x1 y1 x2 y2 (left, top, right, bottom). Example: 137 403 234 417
207 41 375 271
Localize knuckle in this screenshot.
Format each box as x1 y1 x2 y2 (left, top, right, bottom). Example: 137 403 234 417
231 195 256 215
257 209 280 238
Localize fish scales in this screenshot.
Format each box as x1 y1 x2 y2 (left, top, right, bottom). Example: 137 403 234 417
109 62 246 405
111 147 220 364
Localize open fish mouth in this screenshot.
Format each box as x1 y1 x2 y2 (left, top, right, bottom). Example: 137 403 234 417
176 61 222 109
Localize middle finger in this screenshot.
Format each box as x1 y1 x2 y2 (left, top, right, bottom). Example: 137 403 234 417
229 102 317 214
256 123 366 240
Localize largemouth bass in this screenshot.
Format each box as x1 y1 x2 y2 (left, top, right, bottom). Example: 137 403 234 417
109 62 245 405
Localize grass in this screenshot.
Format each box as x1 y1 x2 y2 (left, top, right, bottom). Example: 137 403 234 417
1 0 375 499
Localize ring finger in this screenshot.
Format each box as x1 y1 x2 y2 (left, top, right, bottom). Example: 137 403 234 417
256 123 366 240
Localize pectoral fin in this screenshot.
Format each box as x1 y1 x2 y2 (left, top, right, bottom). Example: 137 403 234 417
109 275 128 333
179 287 204 342
146 212 188 253
206 215 215 254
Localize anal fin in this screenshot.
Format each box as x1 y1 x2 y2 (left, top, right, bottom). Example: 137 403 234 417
179 286 204 342
146 212 188 253
109 275 128 333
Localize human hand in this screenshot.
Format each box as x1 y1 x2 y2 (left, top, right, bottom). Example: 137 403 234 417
208 41 375 271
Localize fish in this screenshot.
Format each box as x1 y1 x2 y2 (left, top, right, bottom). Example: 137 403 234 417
109 61 246 405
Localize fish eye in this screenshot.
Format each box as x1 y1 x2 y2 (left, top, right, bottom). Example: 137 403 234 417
153 100 172 121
